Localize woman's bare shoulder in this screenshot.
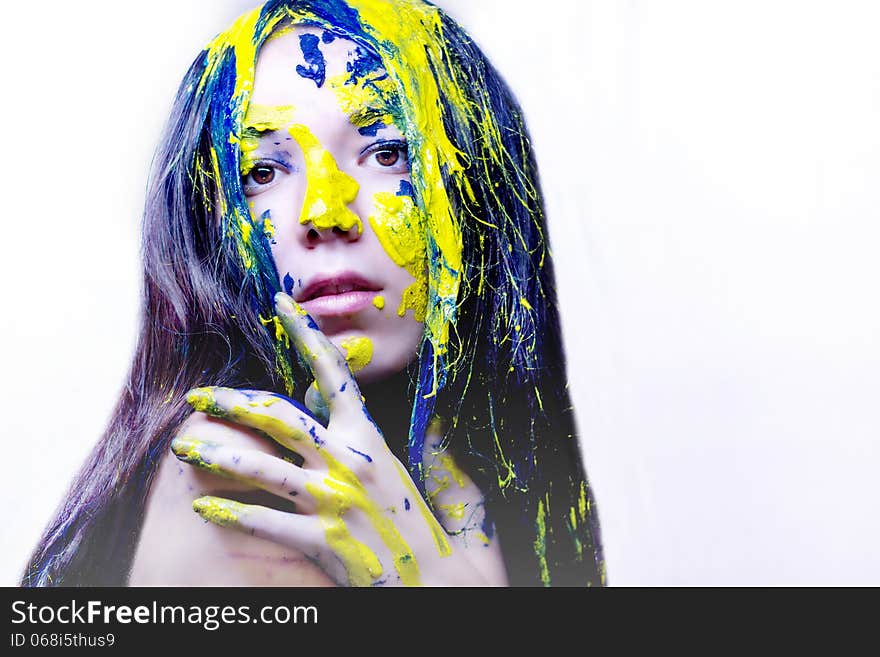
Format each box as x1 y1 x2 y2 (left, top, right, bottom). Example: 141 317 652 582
128 413 334 586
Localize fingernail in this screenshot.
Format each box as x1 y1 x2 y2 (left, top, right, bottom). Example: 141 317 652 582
192 496 244 527
186 387 224 416
170 436 217 470
170 435 199 457
275 292 294 315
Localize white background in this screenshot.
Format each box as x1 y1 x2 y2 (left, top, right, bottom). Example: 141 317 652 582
1 1 878 585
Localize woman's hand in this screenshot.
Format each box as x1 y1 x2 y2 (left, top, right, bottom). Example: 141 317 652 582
169 292 508 587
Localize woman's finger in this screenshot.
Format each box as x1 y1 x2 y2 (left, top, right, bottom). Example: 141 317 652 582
170 436 317 514
186 386 327 466
192 496 324 554
274 292 365 419
304 380 330 426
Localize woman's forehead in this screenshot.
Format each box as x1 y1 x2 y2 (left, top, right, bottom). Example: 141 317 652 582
253 26 384 99
249 25 399 137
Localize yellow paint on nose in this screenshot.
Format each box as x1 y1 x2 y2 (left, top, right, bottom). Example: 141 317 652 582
288 124 362 234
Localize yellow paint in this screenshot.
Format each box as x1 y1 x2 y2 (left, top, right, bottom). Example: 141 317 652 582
288 123 362 234
368 192 428 321
192 496 245 527
340 336 373 373
578 480 588 523
327 71 395 129
372 295 385 310
259 314 290 348
243 103 296 132
263 216 275 239
186 387 223 415
475 531 491 546
201 1 521 387
394 461 453 558
534 497 550 586
438 502 466 520
520 297 533 311
438 453 467 488
306 450 423 586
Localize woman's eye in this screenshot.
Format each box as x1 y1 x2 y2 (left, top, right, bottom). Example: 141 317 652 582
363 142 409 172
374 149 400 167
248 166 275 185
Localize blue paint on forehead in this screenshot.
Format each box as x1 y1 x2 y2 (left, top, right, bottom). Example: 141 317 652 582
357 121 384 136
321 30 336 44
295 33 326 87
346 44 383 83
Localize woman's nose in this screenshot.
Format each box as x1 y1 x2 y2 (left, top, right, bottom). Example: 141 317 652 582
303 223 361 246
289 123 363 247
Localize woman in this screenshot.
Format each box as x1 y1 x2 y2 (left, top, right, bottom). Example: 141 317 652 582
22 0 604 587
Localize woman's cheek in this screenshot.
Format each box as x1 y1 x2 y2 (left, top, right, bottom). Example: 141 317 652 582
366 189 429 322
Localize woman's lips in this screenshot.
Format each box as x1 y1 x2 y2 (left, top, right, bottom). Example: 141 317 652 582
296 272 381 317
299 290 377 316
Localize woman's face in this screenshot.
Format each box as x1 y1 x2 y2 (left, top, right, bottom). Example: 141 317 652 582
244 26 426 383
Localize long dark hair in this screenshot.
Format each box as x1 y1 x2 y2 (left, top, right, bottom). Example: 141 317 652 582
22 0 604 587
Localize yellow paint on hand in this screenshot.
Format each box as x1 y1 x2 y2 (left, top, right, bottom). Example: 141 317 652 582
192 496 245 527
307 451 423 586
438 453 467 488
288 124 362 234
340 336 373 373
438 502 466 520
372 295 385 310
394 461 453 558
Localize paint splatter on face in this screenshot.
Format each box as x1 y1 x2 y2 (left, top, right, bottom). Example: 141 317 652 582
242 26 426 383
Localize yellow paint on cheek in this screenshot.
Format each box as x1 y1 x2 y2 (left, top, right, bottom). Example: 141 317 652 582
306 451 422 586
288 124 362 234
368 192 428 322
192 496 245 527
372 295 385 310
340 336 373 373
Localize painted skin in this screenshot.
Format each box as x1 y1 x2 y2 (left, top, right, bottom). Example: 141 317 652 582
129 27 507 586
130 294 507 586
242 27 426 384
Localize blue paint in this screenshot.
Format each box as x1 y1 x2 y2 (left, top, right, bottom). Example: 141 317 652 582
481 512 495 540
340 381 347 392
346 44 383 83
309 425 324 447
296 34 326 87
346 446 373 463
396 179 414 197
283 273 295 296
321 30 336 44
357 121 384 136
404 498 411 511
